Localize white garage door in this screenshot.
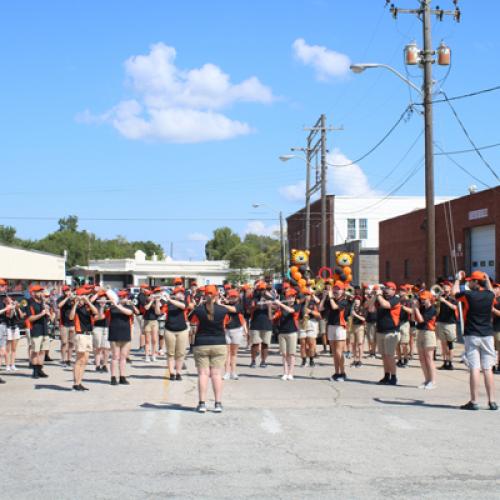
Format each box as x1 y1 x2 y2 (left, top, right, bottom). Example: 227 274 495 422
470 225 495 278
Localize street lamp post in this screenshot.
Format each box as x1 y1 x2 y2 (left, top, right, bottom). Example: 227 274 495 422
350 61 436 286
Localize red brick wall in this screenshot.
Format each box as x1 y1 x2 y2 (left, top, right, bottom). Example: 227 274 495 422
379 187 500 284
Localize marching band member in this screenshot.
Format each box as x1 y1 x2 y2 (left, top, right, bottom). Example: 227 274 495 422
320 282 349 382
136 284 150 353
493 283 500 374
4 295 25 372
162 286 190 381
248 281 273 369
453 271 497 410
190 285 230 413
57 286 76 367
0 287 11 381
397 285 412 368
364 287 377 358
70 289 98 391
435 282 458 371
275 288 300 380
27 285 55 379
350 296 366 368
221 288 247 380
413 291 437 390
318 281 332 354
299 290 320 367
369 282 401 386
142 287 162 362
106 290 137 386
93 291 110 372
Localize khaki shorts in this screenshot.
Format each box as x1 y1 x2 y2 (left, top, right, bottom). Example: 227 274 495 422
30 335 50 352
279 333 298 355
250 330 272 345
144 320 159 336
366 322 376 343
416 330 437 350
399 322 410 345
193 345 227 369
351 324 365 344
495 331 500 351
59 325 75 345
376 331 400 356
464 335 496 370
327 325 346 342
93 327 110 349
75 333 93 353
436 322 457 343
299 320 319 339
165 328 189 359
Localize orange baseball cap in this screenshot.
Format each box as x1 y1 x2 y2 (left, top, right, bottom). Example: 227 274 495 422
118 290 129 298
285 289 297 297
227 289 240 298
204 285 218 296
384 282 397 290
419 291 433 301
466 271 487 281
223 283 232 290
256 281 267 290
140 284 150 289
30 285 45 293
62 285 71 291
75 288 91 296
190 281 198 287
0 279 7 285
333 281 345 290
153 287 162 293
173 286 185 294
173 277 183 285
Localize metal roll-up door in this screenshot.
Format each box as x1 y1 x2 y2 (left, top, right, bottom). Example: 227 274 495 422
470 225 495 278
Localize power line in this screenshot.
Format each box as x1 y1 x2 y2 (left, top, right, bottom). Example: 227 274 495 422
328 104 413 167
441 91 500 182
0 216 280 222
434 142 500 156
429 84 500 104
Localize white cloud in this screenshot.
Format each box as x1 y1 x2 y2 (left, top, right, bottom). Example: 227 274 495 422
79 42 274 143
292 38 351 81
278 149 378 200
245 220 280 237
279 180 306 201
188 232 209 242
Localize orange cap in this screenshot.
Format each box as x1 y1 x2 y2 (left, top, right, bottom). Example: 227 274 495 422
153 287 162 293
419 291 433 301
256 281 267 290
30 285 45 293
0 279 7 286
204 285 218 296
333 281 345 290
173 286 185 295
227 289 240 298
384 281 397 290
118 290 129 298
173 277 183 285
140 284 150 289
285 289 297 297
466 271 487 281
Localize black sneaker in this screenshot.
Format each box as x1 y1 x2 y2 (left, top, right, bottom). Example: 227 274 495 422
38 368 49 378
259 362 267 368
213 402 223 413
79 384 89 391
196 402 207 413
72 384 82 391
301 358 307 367
309 359 315 367
396 360 404 368
250 361 256 368
96 366 102 372
378 374 390 385
403 358 409 366
446 363 454 371
437 363 447 370
330 373 339 382
169 373 175 380
488 401 498 411
102 366 109 373
175 373 182 381
388 375 398 386
65 361 71 367
460 401 479 410
339 373 347 382
32 368 40 379
110 377 118 386
119 376 130 385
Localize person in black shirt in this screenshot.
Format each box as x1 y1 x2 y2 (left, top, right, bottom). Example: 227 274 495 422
70 290 98 391
248 282 273 369
436 282 458 370
142 288 162 362
275 289 300 380
350 296 366 368
453 271 497 410
493 283 500 374
3 295 25 372
136 284 150 353
191 285 230 413
57 286 76 367
106 290 137 386
92 291 111 373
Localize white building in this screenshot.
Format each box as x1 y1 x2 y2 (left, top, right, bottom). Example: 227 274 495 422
71 250 263 288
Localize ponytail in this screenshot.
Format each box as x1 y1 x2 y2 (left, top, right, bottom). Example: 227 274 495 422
206 295 215 321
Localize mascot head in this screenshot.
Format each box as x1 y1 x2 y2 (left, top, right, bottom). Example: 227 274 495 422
291 249 310 266
335 251 354 267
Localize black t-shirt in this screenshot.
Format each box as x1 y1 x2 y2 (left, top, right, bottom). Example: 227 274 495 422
28 299 49 337
327 299 349 327
399 300 410 323
107 305 134 342
376 296 401 333
277 303 300 334
93 303 108 328
249 300 272 331
351 305 366 325
366 310 377 323
6 308 23 328
143 298 162 321
456 290 494 337
164 302 188 332
57 296 75 327
493 299 500 332
75 305 94 333
137 292 148 316
416 305 437 331
437 297 457 324
227 303 245 330
192 304 228 346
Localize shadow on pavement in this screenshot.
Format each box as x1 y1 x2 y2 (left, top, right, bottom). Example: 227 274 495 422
140 402 195 412
373 397 457 409
129 374 168 381
34 384 72 392
347 378 415 388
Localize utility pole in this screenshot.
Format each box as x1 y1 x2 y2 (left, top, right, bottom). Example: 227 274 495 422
389 0 460 286
320 114 328 268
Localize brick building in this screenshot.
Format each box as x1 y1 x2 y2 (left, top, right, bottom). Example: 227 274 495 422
379 186 500 284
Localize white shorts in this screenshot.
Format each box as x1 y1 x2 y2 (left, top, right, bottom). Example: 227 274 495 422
464 335 496 371
6 327 21 341
0 324 6 348
93 327 110 349
225 327 245 346
299 320 319 339
327 325 347 342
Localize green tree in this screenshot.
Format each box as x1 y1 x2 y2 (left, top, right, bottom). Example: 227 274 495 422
226 244 253 282
205 227 241 260
0 225 19 245
58 215 79 232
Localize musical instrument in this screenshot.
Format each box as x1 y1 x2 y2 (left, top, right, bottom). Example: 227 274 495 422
314 279 326 294
345 285 355 298
106 289 119 304
430 284 444 297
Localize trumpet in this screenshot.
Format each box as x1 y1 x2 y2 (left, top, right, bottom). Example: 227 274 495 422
405 292 415 301
430 284 444 297
345 285 355 298
314 279 326 294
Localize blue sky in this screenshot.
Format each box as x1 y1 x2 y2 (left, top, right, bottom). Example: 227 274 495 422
1 0 498 260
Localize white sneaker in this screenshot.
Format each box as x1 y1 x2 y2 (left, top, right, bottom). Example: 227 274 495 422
10 365 17 371
418 382 427 389
281 374 288 380
151 356 157 362
158 349 165 356
5 366 11 372
223 372 230 380
230 373 239 380
424 382 436 390
145 355 151 363
287 374 294 381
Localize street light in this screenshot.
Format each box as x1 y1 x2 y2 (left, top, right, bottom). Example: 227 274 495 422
350 60 435 285
252 203 286 279
279 154 299 162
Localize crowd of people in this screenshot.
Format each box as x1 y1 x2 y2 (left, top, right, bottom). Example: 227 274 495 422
0 271 499 413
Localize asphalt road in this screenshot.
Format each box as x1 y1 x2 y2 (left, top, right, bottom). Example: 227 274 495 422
1 337 499 499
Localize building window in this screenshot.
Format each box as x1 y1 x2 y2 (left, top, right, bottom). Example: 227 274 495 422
404 259 410 279
347 219 356 240
359 218 368 240
385 260 391 280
